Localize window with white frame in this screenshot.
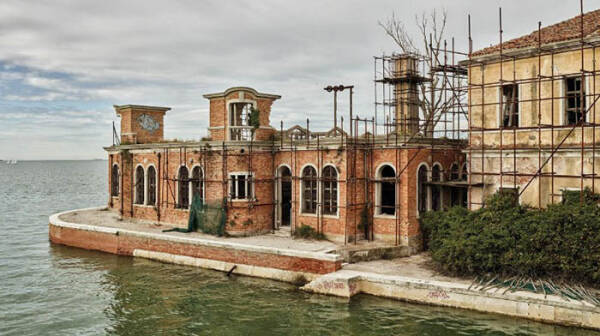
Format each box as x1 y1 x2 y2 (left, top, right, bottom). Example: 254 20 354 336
377 165 396 216
322 166 338 215
229 102 253 141
229 173 253 200
147 166 157 206
134 166 145 205
301 166 318 213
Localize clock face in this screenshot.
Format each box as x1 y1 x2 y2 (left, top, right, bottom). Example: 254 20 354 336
137 114 160 132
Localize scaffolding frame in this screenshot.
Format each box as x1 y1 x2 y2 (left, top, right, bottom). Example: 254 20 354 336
466 0 600 209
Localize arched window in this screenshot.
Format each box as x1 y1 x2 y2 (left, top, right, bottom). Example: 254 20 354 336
322 166 338 215
147 166 157 206
431 164 442 211
178 166 189 209
449 163 459 181
135 166 145 205
111 164 119 197
377 165 396 215
191 166 204 203
302 166 317 214
418 164 429 215
461 162 468 181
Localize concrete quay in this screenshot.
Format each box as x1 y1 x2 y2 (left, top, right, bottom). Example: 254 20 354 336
49 207 600 331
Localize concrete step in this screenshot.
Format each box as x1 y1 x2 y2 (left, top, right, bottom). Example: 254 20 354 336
336 245 411 263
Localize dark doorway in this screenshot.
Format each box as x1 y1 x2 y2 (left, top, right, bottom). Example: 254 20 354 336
280 167 292 226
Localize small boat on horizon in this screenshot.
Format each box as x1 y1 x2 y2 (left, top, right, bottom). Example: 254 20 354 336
5 159 17 164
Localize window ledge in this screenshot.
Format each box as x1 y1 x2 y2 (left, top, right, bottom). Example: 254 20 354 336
299 212 318 217
229 198 257 203
374 214 397 219
134 204 156 208
322 214 340 219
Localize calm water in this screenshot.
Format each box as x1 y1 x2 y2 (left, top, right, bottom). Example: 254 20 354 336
0 161 598 336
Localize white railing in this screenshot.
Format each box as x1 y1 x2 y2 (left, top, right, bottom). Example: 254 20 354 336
229 126 253 141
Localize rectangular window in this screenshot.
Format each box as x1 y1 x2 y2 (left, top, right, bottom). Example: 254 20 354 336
229 103 253 141
501 84 519 128
229 173 253 200
565 77 585 125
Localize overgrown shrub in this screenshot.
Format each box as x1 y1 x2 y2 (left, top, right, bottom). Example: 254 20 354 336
293 224 326 240
420 188 600 286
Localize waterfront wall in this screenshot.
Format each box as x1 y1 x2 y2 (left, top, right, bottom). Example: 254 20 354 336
49 208 342 276
302 270 600 331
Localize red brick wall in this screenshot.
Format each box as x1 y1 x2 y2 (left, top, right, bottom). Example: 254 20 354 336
206 90 277 141
108 144 464 249
118 107 166 144
49 224 340 274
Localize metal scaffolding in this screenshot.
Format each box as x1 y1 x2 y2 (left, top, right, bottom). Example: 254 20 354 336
466 0 600 209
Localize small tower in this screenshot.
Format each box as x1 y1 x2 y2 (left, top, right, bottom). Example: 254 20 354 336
203 87 281 141
114 105 170 144
393 54 424 135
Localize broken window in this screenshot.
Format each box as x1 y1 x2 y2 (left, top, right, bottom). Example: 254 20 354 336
322 166 338 215
177 166 189 209
431 164 442 211
230 173 253 200
501 84 519 128
418 165 429 215
135 166 145 205
191 166 204 203
147 166 156 206
565 77 585 125
378 165 396 215
111 164 119 197
229 102 253 141
302 166 318 213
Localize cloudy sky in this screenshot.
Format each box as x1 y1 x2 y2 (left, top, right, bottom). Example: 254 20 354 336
0 0 586 160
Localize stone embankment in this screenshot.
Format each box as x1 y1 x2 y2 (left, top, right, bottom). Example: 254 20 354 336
50 207 600 331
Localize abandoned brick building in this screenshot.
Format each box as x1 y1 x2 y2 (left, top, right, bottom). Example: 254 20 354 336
105 55 467 252
105 7 600 251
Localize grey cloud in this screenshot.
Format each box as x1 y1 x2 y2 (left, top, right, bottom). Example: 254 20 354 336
0 0 589 159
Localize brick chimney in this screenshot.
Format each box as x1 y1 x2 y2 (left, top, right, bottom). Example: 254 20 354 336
394 55 421 135
114 105 170 144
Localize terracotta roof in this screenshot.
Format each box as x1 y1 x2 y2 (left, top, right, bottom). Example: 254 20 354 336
472 9 600 57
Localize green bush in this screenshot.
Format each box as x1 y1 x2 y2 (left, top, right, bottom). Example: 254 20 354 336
293 224 326 240
420 188 600 286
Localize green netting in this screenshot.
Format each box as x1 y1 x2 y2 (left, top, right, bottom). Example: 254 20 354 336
162 194 227 236
192 195 227 236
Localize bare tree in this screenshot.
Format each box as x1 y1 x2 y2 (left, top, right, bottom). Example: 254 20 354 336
380 9 461 137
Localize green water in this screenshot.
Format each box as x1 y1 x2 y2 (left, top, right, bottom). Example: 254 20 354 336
1 161 598 335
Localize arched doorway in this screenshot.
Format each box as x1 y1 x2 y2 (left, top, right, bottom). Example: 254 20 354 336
277 166 292 228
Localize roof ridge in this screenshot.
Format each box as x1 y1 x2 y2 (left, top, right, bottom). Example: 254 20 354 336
472 8 600 57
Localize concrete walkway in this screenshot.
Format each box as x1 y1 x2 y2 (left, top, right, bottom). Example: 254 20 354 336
60 208 340 253
303 255 600 330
